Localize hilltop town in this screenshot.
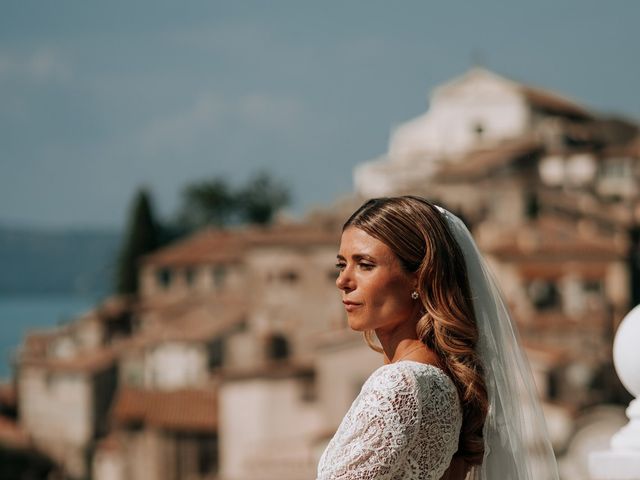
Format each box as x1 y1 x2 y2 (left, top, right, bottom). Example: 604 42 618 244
1 68 638 480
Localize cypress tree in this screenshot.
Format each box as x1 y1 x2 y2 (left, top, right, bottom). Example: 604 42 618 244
115 188 160 295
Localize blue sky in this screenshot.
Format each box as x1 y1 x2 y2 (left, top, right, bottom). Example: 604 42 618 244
1 1 639 229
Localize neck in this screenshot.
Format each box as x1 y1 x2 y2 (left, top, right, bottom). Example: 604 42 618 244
376 321 426 365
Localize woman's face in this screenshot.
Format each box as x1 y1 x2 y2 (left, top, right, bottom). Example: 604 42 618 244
336 227 419 333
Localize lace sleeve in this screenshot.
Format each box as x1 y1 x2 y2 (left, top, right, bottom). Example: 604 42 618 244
317 362 460 480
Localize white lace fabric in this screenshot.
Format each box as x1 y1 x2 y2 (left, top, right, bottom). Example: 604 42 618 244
317 361 462 480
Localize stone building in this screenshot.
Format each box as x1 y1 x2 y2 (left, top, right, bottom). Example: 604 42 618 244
93 387 218 480
9 67 639 480
351 67 639 479
8 220 343 479
138 223 342 368
17 335 117 478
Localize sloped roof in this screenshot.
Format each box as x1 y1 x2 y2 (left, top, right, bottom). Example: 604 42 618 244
435 137 542 179
19 346 117 374
141 228 245 266
0 383 17 409
121 305 245 352
142 223 339 267
0 415 30 449
519 84 593 120
21 330 60 358
539 189 635 230
435 68 594 120
517 261 609 280
95 432 122 452
479 215 625 260
112 387 217 432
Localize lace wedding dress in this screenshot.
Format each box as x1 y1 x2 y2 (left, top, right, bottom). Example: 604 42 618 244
317 360 462 480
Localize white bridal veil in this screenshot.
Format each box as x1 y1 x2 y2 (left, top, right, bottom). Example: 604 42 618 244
435 206 560 480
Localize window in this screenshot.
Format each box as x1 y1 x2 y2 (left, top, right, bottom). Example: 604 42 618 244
527 280 560 310
212 265 226 289
601 159 630 179
267 333 289 361
197 436 218 475
280 270 299 284
185 267 196 287
156 268 172 289
208 338 224 369
583 280 602 294
299 376 317 403
124 365 144 387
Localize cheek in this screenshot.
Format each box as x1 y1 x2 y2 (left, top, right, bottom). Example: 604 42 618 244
366 276 413 313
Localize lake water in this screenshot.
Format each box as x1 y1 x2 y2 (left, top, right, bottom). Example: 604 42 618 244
0 294 99 381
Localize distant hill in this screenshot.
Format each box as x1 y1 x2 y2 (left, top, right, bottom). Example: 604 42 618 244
0 225 122 295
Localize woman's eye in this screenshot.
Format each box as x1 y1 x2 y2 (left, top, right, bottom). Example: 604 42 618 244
335 263 346 270
359 263 374 270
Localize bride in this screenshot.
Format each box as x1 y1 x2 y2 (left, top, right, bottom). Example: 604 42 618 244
317 196 559 480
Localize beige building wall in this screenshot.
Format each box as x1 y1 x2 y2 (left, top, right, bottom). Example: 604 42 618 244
355 69 532 198
75 314 105 349
140 262 246 300
93 448 125 480
219 376 323 480
244 245 343 360
121 430 168 480
18 366 94 477
314 336 382 431
144 342 208 390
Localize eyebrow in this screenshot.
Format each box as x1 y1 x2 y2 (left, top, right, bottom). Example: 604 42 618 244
336 253 376 262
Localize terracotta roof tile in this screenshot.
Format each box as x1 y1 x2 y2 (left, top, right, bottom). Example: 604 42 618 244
96 432 122 452
21 331 59 358
538 189 634 229
517 262 608 280
436 137 542 179
523 309 609 331
19 346 117 374
0 415 30 449
141 223 339 268
0 383 17 409
112 388 217 432
120 298 246 352
519 84 593 120
479 216 624 260
93 295 135 322
522 341 570 366
142 228 246 266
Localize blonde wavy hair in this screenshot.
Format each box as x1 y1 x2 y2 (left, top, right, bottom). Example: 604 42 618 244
343 195 488 467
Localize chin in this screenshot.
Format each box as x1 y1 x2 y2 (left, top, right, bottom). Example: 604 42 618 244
346 315 368 332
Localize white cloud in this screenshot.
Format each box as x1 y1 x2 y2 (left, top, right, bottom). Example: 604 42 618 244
238 93 303 130
26 48 71 81
0 47 71 83
139 91 304 156
140 92 225 155
172 23 274 53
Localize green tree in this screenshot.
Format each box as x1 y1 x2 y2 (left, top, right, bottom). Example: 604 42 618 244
175 171 291 231
177 178 236 230
115 188 160 295
236 171 290 225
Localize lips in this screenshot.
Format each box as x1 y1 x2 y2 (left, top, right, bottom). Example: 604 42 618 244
342 300 362 312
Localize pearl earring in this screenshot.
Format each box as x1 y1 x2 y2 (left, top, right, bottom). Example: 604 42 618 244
411 291 419 300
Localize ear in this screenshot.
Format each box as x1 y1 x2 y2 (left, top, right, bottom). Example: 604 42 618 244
410 271 420 291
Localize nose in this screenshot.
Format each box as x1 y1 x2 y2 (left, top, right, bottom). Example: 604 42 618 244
336 266 355 292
